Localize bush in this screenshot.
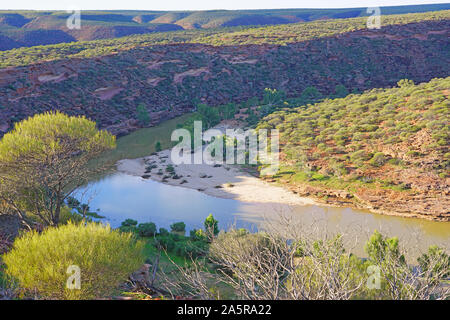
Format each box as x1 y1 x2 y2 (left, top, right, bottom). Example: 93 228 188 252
121 219 138 227
190 228 207 241
157 236 175 251
166 164 175 173
59 206 87 224
350 150 369 166
136 104 150 125
174 242 187 257
159 228 169 236
185 241 208 258
119 225 137 233
137 222 157 237
418 246 450 278
2 222 145 299
170 222 186 234
370 152 387 167
119 219 138 233
155 141 162 152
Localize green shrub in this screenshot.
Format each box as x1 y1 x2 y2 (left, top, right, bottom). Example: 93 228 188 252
137 222 157 237
119 225 137 233
155 141 162 152
417 246 450 278
159 228 169 236
350 150 369 166
406 150 421 157
119 219 138 233
310 172 328 181
59 206 87 224
370 152 387 167
174 243 187 257
2 222 145 300
170 222 186 234
121 219 138 227
157 236 175 251
190 228 207 241
136 104 150 125
185 241 208 258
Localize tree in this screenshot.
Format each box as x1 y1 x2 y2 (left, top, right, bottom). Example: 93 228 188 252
334 84 349 98
364 231 450 300
300 86 322 104
137 222 157 237
170 221 186 235
204 214 219 239
0 112 116 227
136 104 150 125
197 104 220 128
262 88 286 114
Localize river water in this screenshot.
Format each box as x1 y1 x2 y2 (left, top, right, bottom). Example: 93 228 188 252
76 171 449 258
75 116 449 258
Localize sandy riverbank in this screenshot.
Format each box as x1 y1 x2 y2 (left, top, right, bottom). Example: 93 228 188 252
117 149 317 206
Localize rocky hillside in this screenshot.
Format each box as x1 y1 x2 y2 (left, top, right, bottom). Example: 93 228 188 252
258 77 449 221
0 17 449 138
0 4 449 50
1 10 449 68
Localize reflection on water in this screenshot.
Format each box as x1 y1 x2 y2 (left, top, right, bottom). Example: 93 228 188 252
76 172 450 257
76 173 256 232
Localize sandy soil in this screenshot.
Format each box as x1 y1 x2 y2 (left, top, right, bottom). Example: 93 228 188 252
117 148 316 206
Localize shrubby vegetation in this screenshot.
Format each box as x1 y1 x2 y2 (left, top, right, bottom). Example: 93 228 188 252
0 10 448 68
0 112 116 227
1 197 448 300
2 222 145 299
0 9 449 299
160 218 450 300
257 77 450 196
196 10 450 46
117 216 214 260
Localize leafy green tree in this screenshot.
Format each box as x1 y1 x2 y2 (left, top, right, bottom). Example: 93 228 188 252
0 112 116 227
365 231 406 265
364 231 411 298
119 219 138 233
197 104 220 128
159 227 169 236
417 245 450 279
190 228 207 241
334 84 349 98
300 86 322 104
66 196 81 209
170 221 186 235
136 104 150 125
204 214 219 239
137 222 157 237
262 88 286 112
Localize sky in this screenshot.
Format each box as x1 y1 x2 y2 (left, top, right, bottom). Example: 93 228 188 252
1 0 449 11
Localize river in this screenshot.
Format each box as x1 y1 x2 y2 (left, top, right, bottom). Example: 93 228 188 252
76 116 450 258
